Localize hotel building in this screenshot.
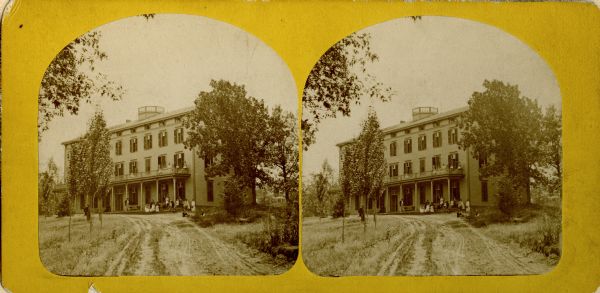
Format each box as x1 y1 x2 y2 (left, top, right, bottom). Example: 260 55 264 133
338 106 497 214
62 106 224 213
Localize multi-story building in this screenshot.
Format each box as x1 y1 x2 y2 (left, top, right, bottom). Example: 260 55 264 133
62 106 224 213
338 106 496 214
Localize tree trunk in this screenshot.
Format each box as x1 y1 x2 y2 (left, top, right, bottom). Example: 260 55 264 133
99 195 103 231
341 201 345 243
68 215 72 242
251 181 257 205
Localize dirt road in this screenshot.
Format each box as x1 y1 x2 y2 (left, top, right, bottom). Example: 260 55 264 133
52 213 286 276
303 214 553 276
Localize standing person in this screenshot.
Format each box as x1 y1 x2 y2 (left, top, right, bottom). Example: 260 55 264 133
191 200 196 213
399 199 404 213
124 198 129 212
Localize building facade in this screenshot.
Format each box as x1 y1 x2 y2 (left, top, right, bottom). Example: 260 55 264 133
338 106 497 214
62 106 225 213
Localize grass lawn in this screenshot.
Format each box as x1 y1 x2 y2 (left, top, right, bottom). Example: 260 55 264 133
466 203 561 264
39 214 136 276
302 215 409 276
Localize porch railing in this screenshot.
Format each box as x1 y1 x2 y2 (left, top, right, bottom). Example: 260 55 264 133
112 167 190 182
386 166 463 183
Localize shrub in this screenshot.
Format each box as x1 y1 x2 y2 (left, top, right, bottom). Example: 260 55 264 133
223 179 245 216
237 202 299 260
497 178 520 217
57 195 72 217
331 196 346 218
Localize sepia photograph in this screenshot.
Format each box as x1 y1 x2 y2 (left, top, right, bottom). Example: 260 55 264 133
301 16 562 276
37 14 299 276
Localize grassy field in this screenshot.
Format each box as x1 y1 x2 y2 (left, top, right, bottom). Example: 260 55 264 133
302 215 410 276
466 203 561 263
39 214 136 276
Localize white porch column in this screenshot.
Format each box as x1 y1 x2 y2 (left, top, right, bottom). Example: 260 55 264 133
430 180 434 203
447 178 450 201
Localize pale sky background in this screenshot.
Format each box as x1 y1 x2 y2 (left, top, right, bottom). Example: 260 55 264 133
38 14 297 175
302 16 562 179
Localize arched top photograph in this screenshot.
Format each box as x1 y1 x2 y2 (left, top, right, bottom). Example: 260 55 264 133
37 13 300 276
301 16 562 277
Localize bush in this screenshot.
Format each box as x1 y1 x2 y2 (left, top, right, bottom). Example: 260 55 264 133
331 196 345 218
56 196 72 217
223 179 245 216
237 202 299 260
497 178 520 217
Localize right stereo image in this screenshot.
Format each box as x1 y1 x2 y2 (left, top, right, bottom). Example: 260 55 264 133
301 16 562 277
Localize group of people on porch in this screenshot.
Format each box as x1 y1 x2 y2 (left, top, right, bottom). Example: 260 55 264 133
415 197 470 214
140 196 195 214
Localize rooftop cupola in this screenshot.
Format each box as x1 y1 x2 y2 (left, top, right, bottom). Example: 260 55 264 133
138 106 165 120
412 107 438 121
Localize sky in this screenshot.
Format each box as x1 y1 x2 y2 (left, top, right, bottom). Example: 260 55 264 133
302 16 562 179
38 14 297 175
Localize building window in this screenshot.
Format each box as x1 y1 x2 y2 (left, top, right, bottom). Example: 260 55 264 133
174 128 184 144
404 129 410 134
481 181 489 202
159 121 166 127
419 125 424 131
131 128 136 134
116 131 122 136
418 135 427 151
391 132 396 138
174 152 185 168
433 121 440 127
129 160 138 174
419 184 426 204
115 140 122 155
130 137 138 153
419 158 425 173
404 138 412 153
432 155 441 170
433 131 442 148
175 117 181 123
176 180 185 198
145 157 151 173
403 161 413 175
478 153 488 169
145 124 151 130
207 180 214 202
390 141 397 157
448 153 459 169
159 131 168 147
144 134 153 150
128 185 138 205
158 155 167 169
114 162 124 176
204 156 214 169
389 163 399 177
448 128 458 144
450 180 460 200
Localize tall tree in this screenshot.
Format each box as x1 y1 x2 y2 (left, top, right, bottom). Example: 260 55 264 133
65 142 85 241
311 160 334 218
339 144 359 241
266 106 302 202
38 158 59 217
459 80 544 205
302 33 392 135
541 105 562 197
183 80 270 205
38 31 124 136
78 111 113 234
352 109 387 230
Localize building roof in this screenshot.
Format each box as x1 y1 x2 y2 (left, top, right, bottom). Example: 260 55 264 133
108 106 195 133
61 105 196 145
336 106 468 147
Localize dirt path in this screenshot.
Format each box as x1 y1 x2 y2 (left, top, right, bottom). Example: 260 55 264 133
101 214 276 275
375 214 552 275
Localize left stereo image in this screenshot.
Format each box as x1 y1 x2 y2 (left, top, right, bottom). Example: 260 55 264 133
37 13 299 276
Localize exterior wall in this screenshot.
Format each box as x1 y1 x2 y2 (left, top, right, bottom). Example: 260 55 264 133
338 106 498 215
61 106 230 214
